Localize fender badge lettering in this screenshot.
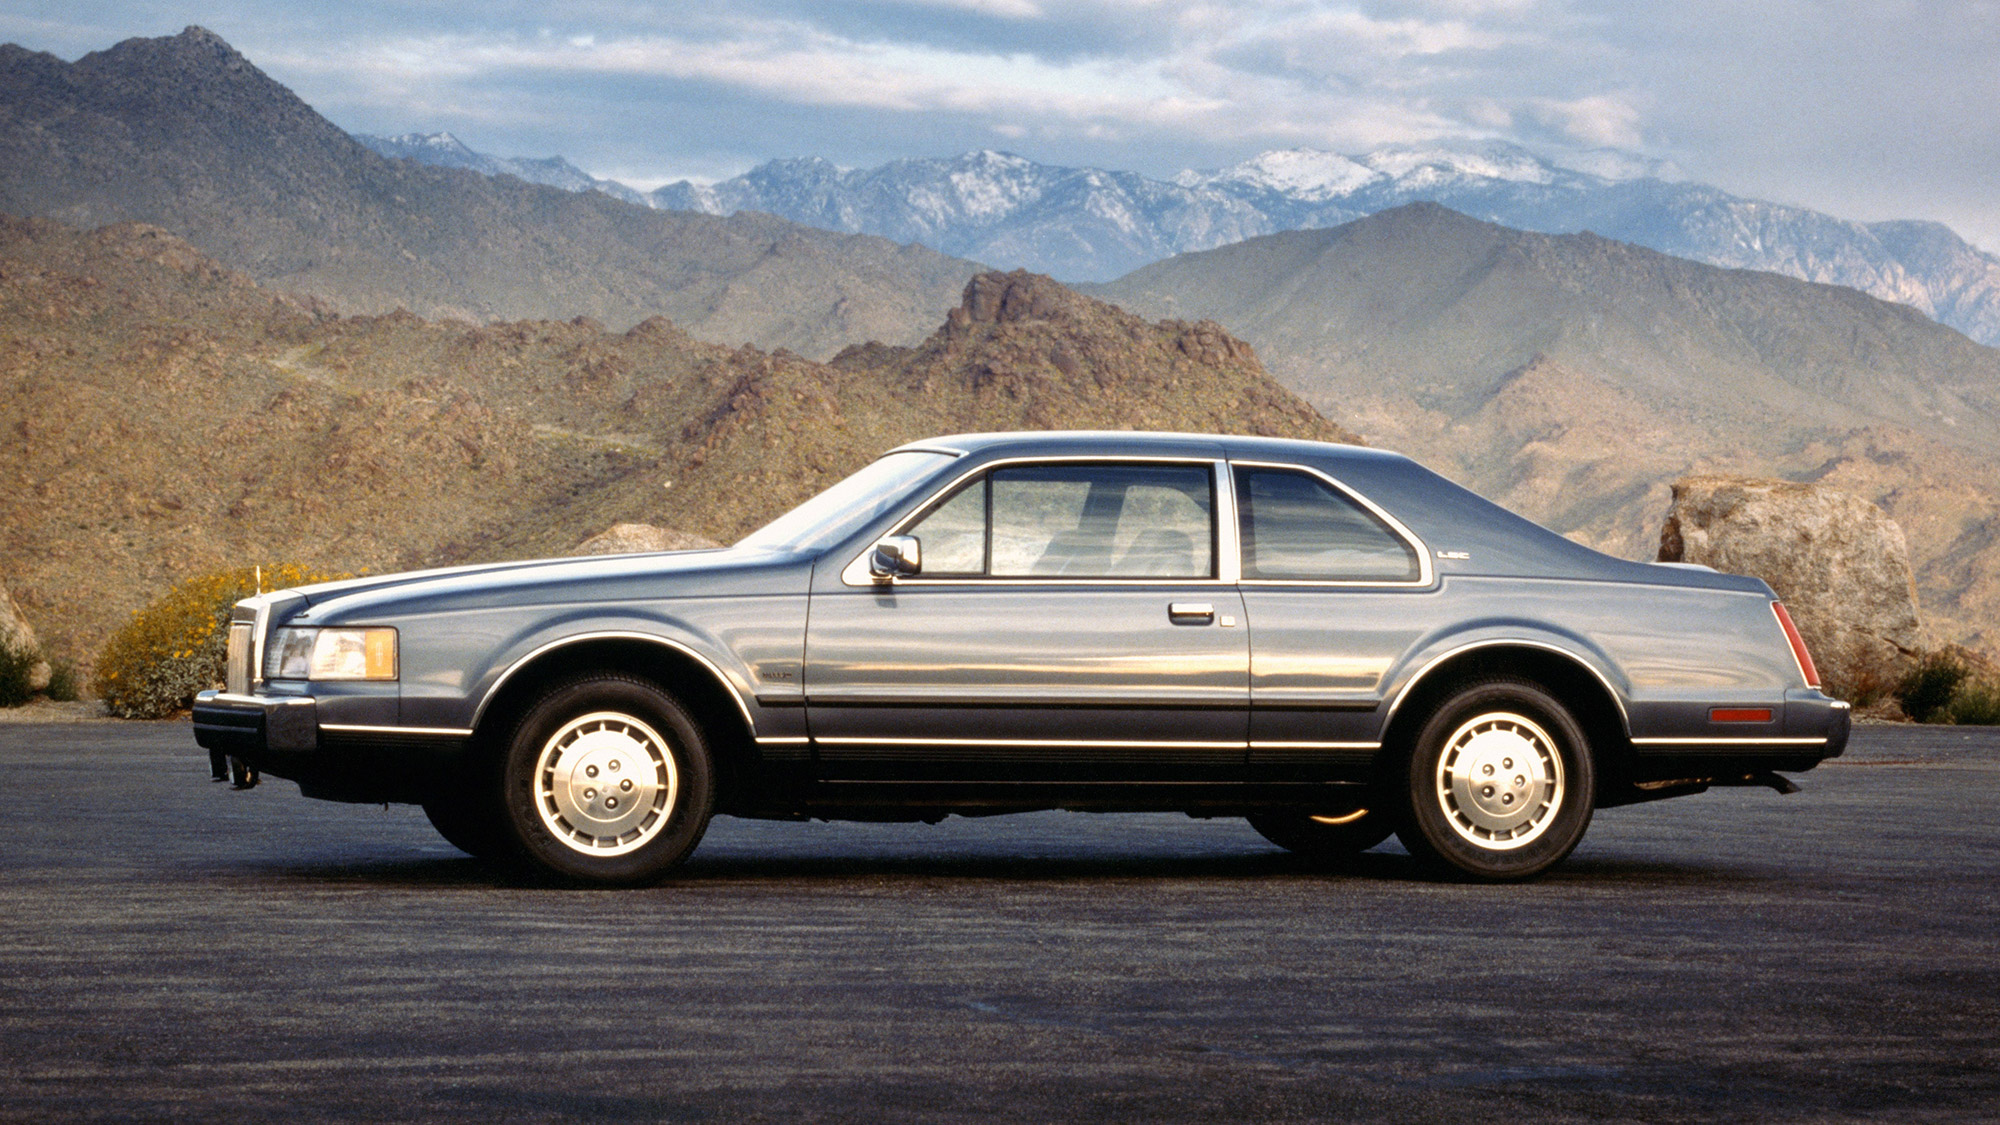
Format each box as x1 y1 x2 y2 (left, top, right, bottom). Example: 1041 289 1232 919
1437 550 1470 560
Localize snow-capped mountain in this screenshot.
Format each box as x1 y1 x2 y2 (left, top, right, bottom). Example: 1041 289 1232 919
652 150 1276 284
650 142 2000 346
360 132 2000 348
354 132 650 206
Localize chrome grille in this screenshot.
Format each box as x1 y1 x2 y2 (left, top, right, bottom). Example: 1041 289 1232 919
226 623 253 695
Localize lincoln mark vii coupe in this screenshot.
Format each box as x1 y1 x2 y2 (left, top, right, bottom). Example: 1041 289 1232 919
195 431 1849 884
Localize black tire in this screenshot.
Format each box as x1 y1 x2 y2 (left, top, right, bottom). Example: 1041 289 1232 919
422 789 512 860
1394 677 1595 882
498 674 715 887
1247 801 1393 860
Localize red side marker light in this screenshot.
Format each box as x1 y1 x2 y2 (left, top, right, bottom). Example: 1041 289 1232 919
1710 708 1774 723
1771 601 1821 690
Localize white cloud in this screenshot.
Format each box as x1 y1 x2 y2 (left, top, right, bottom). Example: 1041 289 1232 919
889 0 1046 18
1530 93 1641 149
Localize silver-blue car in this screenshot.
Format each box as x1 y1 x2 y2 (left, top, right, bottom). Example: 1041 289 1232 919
195 431 1848 884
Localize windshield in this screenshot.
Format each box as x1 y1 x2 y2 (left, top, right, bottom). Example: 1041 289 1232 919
736 451 957 553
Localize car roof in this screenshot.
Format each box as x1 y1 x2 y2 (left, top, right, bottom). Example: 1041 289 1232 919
894 430 1406 467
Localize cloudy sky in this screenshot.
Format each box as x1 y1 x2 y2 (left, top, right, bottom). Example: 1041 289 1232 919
6 0 1998 248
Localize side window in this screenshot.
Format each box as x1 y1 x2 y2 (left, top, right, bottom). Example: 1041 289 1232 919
956 463 1215 579
1236 467 1420 582
904 478 987 575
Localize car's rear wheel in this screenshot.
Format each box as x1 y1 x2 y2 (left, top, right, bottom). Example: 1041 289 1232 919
499 674 714 887
1396 677 1594 881
1247 798 1393 859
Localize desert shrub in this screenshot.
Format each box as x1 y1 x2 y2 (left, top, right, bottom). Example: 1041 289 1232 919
1947 679 2000 726
96 563 346 719
0 641 38 707
44 660 79 703
1895 651 1969 725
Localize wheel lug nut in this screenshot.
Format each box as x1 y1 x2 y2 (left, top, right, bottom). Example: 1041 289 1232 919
609 760 621 772
620 779 633 792
1515 775 1526 787
1482 764 1494 776
1502 794 1514 805
586 765 599 778
1503 758 1514 769
584 788 596 800
606 797 619 810
1482 786 1495 798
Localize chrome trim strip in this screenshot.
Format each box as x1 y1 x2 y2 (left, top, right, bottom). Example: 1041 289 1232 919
201 692 315 708
804 694 1246 710
473 631 757 736
1248 740 1382 750
250 598 271 688
1631 736 1828 747
755 736 812 745
1227 459 1435 588
815 736 1248 749
1213 458 1242 584
321 723 474 737
1383 638 1633 734
842 453 1230 588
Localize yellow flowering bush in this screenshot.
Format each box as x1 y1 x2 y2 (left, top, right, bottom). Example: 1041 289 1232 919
96 563 348 719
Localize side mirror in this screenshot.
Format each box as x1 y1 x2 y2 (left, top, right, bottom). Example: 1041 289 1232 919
869 535 922 580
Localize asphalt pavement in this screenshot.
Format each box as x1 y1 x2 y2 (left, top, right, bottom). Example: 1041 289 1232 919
2 720 1996 1123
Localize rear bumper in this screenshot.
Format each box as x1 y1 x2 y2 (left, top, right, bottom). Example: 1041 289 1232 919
1626 694 1850 776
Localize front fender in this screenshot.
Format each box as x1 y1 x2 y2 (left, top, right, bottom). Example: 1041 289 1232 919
396 597 805 735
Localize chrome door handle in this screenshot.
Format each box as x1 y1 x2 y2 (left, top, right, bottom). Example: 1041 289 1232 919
1168 602 1215 624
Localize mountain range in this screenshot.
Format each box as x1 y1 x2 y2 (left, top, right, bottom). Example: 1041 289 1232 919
354 131 653 208
376 133 2000 350
0 27 978 358
1089 203 2000 650
0 215 1335 674
7 26 2000 662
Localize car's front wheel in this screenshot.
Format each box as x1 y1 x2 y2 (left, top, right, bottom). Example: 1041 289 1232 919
1396 677 1594 881
499 674 715 887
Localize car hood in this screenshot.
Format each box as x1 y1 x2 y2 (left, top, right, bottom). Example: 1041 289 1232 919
269 546 812 626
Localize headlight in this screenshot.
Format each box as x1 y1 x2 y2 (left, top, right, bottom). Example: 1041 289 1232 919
265 628 398 681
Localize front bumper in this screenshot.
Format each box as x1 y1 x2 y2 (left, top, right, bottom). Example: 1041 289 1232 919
193 691 319 756
193 689 472 804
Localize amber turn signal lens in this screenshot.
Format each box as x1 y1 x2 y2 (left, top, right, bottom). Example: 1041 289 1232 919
363 628 397 680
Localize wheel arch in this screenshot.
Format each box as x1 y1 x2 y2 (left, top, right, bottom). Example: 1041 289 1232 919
1379 641 1633 785
469 634 756 804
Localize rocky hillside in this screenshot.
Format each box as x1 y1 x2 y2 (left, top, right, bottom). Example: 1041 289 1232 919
0 27 977 357
0 218 1342 675
1092 203 2000 649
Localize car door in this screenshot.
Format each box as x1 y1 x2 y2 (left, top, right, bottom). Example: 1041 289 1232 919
1232 461 1438 782
804 457 1250 782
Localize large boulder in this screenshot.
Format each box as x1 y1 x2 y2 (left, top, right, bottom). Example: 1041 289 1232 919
1658 476 1923 695
571 524 721 556
0 581 52 693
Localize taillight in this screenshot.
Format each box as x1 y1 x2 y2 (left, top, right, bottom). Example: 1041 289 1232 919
1771 601 1820 690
